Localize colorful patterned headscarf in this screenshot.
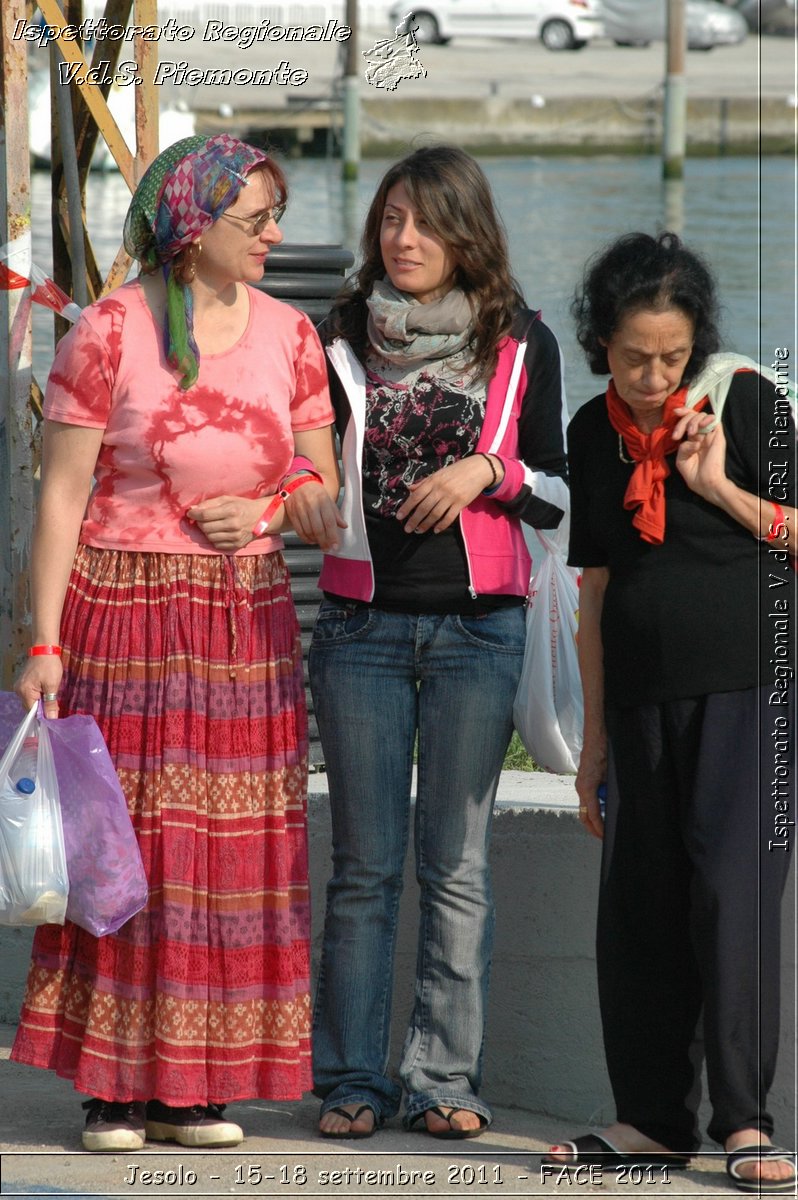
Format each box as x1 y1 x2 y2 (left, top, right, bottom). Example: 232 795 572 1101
123 134 270 389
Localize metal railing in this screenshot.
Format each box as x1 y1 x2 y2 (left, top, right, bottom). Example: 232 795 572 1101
256 241 354 763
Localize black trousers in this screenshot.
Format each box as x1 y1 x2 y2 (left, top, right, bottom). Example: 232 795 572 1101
599 685 794 1150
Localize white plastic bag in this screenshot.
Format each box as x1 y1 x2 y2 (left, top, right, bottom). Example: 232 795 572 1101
513 528 583 774
0 703 68 926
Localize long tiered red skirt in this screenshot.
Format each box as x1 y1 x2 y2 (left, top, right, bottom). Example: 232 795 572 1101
11 545 312 1104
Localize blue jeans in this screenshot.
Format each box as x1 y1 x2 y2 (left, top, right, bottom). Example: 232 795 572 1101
309 602 526 1126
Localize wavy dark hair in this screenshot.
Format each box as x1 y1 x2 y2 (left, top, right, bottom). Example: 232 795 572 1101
572 231 721 384
323 145 524 380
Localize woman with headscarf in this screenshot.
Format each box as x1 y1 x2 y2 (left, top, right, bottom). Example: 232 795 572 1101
12 135 343 1152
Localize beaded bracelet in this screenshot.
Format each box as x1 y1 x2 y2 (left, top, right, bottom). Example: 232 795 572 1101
477 452 499 492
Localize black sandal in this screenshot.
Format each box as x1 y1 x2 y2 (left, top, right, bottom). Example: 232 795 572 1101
407 1105 488 1140
726 1145 796 1193
543 1134 691 1169
319 1104 381 1140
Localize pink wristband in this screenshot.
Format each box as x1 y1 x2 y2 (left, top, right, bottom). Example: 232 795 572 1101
286 455 317 476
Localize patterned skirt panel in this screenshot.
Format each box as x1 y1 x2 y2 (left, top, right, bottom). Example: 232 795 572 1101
11 546 312 1104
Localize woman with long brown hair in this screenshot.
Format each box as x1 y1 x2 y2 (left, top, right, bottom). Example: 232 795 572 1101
309 145 569 1139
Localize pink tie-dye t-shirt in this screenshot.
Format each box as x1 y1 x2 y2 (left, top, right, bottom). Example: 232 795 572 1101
44 281 334 555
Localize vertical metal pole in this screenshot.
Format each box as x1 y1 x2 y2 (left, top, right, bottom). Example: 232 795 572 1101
50 2 89 309
49 0 81 344
663 179 685 234
663 0 687 180
37 0 136 182
341 0 359 181
0 0 34 684
341 180 360 254
134 0 159 182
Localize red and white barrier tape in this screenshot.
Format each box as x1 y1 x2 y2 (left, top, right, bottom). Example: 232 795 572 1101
0 243 82 323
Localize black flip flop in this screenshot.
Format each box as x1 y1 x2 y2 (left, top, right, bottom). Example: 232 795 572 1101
319 1104 381 1140
726 1145 797 1193
543 1133 691 1169
407 1105 488 1140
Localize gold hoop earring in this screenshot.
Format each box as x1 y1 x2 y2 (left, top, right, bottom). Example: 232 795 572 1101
184 242 201 284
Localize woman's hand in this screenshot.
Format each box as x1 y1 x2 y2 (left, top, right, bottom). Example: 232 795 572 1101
575 739 607 841
188 487 347 553
672 406 728 503
15 657 64 718
397 455 501 534
186 496 265 552
284 482 347 551
673 405 797 551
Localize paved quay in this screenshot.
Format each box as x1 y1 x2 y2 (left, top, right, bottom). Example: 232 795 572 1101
0 1026 746 1198
155 30 794 102
144 33 795 152
306 766 580 809
2 771 793 1196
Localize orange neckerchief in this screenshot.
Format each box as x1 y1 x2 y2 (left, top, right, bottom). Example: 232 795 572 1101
605 380 708 545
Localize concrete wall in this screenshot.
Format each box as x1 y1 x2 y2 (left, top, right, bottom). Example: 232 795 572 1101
359 96 793 156
1 800 795 1138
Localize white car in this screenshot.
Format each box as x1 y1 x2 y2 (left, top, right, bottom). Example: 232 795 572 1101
387 0 604 48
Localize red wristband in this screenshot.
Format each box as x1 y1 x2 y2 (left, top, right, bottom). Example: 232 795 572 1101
251 471 323 538
767 502 787 542
29 644 62 656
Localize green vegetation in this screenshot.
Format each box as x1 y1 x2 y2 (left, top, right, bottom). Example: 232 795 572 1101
503 731 539 772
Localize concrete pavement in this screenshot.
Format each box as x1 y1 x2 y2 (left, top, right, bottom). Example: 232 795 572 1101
0 1024 750 1197
143 32 795 152
2 772 793 1197
160 31 794 105
27 26 795 152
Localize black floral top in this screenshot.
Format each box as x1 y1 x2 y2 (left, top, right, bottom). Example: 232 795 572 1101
363 352 486 520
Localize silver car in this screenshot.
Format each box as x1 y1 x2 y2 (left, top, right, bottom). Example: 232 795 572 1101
731 0 795 34
600 0 747 48
387 0 605 48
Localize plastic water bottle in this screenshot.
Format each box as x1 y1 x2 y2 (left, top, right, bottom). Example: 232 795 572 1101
13 736 38 796
597 782 607 819
0 732 65 923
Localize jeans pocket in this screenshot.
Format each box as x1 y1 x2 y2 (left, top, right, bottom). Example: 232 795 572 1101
311 601 375 645
453 606 526 653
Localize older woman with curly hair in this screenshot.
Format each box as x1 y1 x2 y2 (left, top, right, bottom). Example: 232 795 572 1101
308 145 569 1140
546 232 796 1193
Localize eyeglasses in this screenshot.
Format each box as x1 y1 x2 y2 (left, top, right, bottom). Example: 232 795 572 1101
220 203 287 236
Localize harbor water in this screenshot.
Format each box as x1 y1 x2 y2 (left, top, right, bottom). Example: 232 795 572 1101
31 154 794 413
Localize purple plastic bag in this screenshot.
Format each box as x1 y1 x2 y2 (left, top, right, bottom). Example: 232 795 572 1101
0 694 148 936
